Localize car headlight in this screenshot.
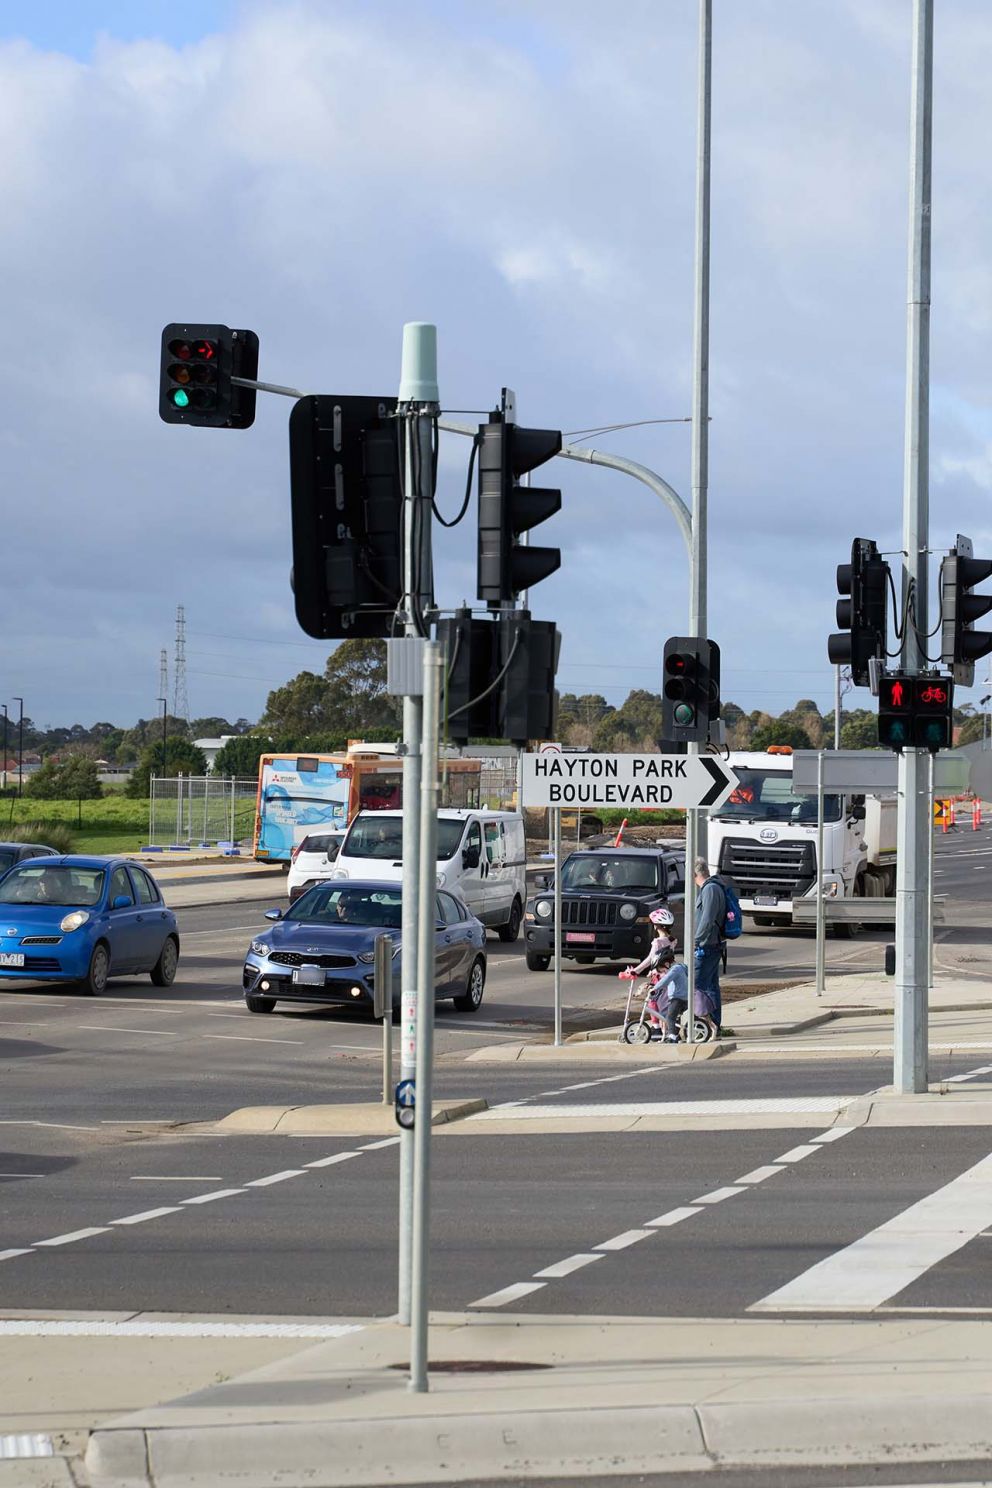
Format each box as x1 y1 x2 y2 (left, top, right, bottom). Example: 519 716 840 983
536 900 552 919
619 903 637 921
60 911 90 933
357 951 376 964
249 940 270 956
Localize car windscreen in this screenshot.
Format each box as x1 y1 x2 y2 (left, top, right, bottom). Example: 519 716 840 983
342 818 464 862
0 850 14 873
713 769 842 824
0 864 105 907
286 884 403 928
560 855 660 894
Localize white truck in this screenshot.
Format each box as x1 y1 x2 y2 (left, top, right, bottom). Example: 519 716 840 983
706 749 897 935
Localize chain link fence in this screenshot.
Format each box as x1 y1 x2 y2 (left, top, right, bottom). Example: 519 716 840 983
147 775 258 850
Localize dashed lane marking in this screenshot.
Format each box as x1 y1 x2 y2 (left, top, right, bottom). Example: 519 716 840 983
130 1175 224 1182
0 1250 34 1262
202 1033 305 1045
305 1152 362 1168
245 1170 307 1187
773 1143 824 1163
693 1186 747 1204
181 1189 246 1205
735 1165 786 1185
34 1228 111 1247
646 1207 703 1227
594 1229 656 1251
533 1253 604 1279
75 1025 179 1037
469 1281 547 1309
111 1208 184 1226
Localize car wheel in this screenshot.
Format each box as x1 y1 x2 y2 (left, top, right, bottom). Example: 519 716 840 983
150 936 179 987
574 954 596 965
496 899 522 943
80 943 110 997
246 994 276 1014
525 951 550 972
453 957 486 1012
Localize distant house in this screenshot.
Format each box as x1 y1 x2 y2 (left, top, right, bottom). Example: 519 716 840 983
194 736 237 771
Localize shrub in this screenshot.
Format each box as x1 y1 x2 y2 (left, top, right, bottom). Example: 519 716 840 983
7 821 77 854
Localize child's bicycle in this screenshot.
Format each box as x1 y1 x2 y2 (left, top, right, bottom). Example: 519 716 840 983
617 968 714 1045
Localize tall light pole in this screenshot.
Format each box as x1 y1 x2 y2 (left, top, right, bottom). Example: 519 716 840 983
157 697 168 772
1 705 7 795
12 698 23 796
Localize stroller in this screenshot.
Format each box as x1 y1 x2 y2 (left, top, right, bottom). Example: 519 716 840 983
617 965 714 1045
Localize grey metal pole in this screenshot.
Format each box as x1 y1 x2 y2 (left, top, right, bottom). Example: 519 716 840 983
815 751 826 996
894 0 933 1096
927 751 935 991
410 639 442 1394
375 934 394 1104
398 323 439 1323
553 806 563 1047
13 699 23 796
689 0 712 862
684 812 697 1045
834 667 842 750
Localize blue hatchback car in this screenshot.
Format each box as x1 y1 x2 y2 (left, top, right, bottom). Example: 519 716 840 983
0 856 179 996
242 879 486 1016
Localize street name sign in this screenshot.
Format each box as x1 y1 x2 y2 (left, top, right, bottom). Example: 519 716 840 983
792 749 970 795
520 752 738 811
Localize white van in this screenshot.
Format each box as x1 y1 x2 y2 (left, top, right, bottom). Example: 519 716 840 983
332 809 527 942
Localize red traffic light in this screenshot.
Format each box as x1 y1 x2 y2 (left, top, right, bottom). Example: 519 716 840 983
879 676 910 710
193 339 217 361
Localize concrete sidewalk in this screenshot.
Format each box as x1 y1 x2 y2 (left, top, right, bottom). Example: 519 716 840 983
83 1309 992 1487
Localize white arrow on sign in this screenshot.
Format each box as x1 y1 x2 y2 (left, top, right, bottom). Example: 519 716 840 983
520 752 738 812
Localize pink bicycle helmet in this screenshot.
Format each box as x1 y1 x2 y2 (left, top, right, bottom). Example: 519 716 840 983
649 907 675 927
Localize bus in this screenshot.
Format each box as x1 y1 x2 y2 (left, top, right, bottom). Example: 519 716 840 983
252 746 482 864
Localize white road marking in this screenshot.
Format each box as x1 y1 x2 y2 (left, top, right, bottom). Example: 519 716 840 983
0 1250 34 1262
111 1207 184 1226
469 1281 546 1309
129 1176 223 1182
693 1186 747 1204
471 1097 854 1120
646 1207 703 1227
773 1143 823 1163
76 1026 178 1037
811 1126 857 1142
358 1137 401 1151
245 1170 307 1187
533 1253 604 1279
0 998 67 1007
0 1121 98 1131
181 1189 245 1205
594 1229 656 1251
305 1152 362 1168
203 1034 304 1045
0 1020 40 1026
0 1318 365 1338
752 1148 992 1313
0 1172 45 1178
0 1432 53 1459
34 1228 110 1247
736 1165 786 1184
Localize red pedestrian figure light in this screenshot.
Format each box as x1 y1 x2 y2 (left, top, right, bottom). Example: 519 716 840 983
890 679 904 707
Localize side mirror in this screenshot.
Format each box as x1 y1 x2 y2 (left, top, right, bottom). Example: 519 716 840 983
850 804 867 821
536 873 551 890
111 894 132 910
462 846 481 869
264 908 283 921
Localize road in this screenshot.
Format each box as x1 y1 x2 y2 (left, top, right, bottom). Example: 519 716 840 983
0 827 990 1482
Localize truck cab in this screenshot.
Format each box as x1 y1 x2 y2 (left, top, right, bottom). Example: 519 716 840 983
706 749 896 931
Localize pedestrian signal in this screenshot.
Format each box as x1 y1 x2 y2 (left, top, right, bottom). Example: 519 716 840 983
878 674 953 753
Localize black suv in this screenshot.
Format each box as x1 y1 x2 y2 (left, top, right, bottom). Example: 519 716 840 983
524 845 686 971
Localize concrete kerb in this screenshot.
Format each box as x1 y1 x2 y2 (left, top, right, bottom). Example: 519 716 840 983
210 1098 487 1136
465 1040 734 1064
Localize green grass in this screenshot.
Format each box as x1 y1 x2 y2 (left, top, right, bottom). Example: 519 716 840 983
0 797 150 855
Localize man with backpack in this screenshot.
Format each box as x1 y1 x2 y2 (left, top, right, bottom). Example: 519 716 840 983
692 857 741 1034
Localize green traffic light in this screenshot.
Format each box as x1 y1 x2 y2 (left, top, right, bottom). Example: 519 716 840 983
674 702 695 726
170 388 190 409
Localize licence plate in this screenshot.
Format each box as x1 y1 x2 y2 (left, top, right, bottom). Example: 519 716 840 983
566 932 596 944
292 966 325 987
0 952 25 968
753 895 778 907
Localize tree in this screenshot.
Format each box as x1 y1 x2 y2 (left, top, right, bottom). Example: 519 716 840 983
750 719 813 752
27 756 103 800
190 717 237 738
261 671 333 736
840 710 881 749
212 734 273 778
593 690 664 751
323 639 398 735
118 715 189 762
956 715 985 746
126 739 208 798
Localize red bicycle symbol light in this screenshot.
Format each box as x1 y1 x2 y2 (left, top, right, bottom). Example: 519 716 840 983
920 684 947 705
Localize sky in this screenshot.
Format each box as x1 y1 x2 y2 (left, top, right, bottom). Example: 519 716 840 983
3 0 992 732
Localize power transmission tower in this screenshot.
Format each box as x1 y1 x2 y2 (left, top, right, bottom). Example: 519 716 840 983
173 605 189 725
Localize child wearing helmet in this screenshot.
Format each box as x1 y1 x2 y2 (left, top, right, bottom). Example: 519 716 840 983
622 906 676 980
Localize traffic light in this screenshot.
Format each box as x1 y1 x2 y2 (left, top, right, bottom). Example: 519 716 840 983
289 394 403 639
159 323 259 429
497 612 560 746
661 637 721 745
477 407 561 606
939 534 992 687
878 674 954 752
437 610 498 743
827 538 889 686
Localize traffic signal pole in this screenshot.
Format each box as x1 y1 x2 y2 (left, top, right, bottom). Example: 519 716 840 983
396 324 439 1321
894 0 933 1095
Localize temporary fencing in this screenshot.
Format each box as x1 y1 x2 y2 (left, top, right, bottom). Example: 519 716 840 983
147 774 258 851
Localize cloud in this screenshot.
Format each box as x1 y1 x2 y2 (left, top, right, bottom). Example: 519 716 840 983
3 0 992 727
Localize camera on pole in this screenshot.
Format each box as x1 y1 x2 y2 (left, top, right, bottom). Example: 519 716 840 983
159 324 259 429
662 636 720 745
289 394 403 639
939 534 992 687
827 537 889 686
477 391 562 606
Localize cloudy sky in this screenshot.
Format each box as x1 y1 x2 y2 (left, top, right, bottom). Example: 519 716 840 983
3 0 992 732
